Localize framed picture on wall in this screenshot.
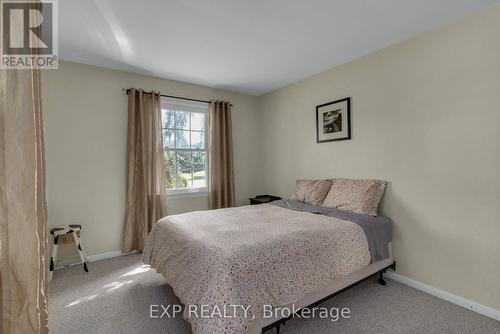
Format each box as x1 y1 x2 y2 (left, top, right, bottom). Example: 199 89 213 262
316 97 351 143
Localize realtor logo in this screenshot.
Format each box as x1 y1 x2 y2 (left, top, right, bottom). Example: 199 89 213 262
1 0 58 69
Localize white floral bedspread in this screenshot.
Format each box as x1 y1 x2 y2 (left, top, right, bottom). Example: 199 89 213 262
142 204 370 334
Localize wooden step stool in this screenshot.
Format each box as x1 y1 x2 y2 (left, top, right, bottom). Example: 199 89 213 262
49 224 89 281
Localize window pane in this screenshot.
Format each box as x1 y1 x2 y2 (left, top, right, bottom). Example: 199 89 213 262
175 130 190 149
176 151 192 169
163 130 175 148
176 151 192 190
191 131 205 149
180 170 193 189
162 110 175 129
164 151 177 189
192 169 206 188
175 111 190 130
192 151 206 170
191 112 205 131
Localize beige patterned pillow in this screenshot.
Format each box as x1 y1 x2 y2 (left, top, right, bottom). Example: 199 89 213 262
322 178 386 216
290 179 333 206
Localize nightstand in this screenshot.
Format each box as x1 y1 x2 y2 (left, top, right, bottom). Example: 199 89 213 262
249 195 282 205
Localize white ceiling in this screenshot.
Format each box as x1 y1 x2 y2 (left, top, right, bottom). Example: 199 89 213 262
60 0 500 96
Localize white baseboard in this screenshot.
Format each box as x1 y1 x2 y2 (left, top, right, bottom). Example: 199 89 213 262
56 250 137 267
86 250 137 262
385 271 500 321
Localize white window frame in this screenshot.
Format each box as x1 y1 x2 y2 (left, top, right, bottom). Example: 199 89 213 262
161 97 209 199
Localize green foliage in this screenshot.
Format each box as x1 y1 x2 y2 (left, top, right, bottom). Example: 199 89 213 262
164 151 206 189
164 151 187 189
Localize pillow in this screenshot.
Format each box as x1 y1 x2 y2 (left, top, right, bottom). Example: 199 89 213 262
322 178 386 216
290 179 333 206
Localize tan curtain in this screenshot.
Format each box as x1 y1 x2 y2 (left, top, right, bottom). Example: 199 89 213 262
123 89 167 252
0 69 49 332
208 101 235 209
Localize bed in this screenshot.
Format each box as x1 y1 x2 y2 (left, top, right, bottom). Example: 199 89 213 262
142 198 394 334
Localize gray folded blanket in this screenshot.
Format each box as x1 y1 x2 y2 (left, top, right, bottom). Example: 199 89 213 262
270 199 393 261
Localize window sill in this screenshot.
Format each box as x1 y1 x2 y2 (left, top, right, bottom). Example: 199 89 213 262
167 189 208 200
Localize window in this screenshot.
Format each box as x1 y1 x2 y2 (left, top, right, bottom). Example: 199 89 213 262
161 97 208 196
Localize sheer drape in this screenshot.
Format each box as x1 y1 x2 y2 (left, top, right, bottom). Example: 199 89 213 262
0 68 49 333
123 89 167 252
208 101 235 209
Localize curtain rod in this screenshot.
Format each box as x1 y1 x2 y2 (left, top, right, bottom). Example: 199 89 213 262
123 88 233 106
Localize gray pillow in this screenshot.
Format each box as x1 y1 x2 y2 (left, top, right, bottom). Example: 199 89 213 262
322 178 386 216
290 179 333 206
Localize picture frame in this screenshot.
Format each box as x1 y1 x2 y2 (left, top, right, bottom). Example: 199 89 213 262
316 97 351 143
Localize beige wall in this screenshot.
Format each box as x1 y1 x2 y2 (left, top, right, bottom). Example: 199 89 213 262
257 6 500 310
44 61 258 261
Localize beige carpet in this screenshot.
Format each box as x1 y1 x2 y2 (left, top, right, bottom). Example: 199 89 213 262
49 254 500 334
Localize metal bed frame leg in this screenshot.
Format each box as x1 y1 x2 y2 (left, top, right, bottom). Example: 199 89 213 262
378 270 387 286
379 261 396 286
